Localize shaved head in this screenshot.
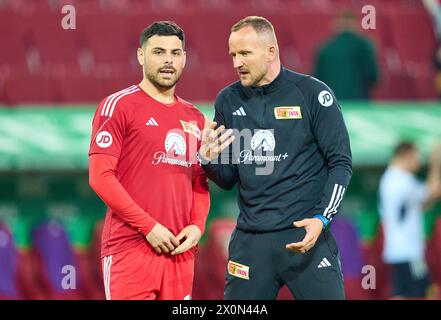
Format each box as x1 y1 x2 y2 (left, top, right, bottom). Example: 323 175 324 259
231 16 277 46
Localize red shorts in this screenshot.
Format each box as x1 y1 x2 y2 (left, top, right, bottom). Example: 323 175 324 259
101 242 195 300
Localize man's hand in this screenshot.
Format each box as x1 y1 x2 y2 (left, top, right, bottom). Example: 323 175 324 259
199 117 235 162
171 225 202 256
286 218 324 253
146 223 180 254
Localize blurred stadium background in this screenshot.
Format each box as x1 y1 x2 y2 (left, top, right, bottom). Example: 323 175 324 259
1 0 441 300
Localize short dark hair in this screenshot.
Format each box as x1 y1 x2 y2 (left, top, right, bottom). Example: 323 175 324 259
139 21 185 48
231 16 274 34
393 141 417 157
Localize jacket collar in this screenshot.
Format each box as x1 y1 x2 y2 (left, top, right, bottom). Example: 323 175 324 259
242 65 285 97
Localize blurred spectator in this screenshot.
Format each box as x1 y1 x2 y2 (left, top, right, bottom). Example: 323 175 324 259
379 141 441 299
313 10 379 100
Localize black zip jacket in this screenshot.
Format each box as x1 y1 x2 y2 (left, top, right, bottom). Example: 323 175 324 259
202 67 352 232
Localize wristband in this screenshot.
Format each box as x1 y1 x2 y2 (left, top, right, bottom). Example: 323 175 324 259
313 214 330 229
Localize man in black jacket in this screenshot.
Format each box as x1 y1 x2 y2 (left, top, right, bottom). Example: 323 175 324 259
199 16 352 300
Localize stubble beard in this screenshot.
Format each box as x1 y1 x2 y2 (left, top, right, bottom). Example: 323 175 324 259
146 68 181 90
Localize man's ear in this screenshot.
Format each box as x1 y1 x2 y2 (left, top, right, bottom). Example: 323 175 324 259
137 47 144 66
182 50 187 69
267 44 277 62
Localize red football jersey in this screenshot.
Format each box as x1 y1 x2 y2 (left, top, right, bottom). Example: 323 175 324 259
89 85 207 257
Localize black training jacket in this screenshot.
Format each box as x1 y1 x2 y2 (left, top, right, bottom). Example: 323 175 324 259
202 66 352 232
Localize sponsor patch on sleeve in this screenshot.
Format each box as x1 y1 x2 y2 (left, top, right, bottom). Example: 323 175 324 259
318 90 334 107
96 131 113 148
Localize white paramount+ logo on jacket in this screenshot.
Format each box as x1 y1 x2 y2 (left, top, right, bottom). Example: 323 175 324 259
238 130 288 164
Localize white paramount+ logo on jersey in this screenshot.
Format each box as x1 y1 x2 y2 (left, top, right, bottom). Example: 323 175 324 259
165 132 186 156
152 132 193 168
238 130 288 163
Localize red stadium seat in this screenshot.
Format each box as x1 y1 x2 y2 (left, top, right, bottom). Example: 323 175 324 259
0 1 437 103
100 70 140 98
192 218 235 300
386 6 436 103
78 13 130 68
56 72 106 103
88 220 105 300
177 65 236 102
176 69 212 102
183 13 239 66
26 12 81 71
387 8 436 66
0 13 28 69
3 71 57 105
4 0 51 12
284 10 334 74
372 72 419 100
413 68 437 100
73 249 104 300
16 248 51 299
360 225 392 299
0 31 28 74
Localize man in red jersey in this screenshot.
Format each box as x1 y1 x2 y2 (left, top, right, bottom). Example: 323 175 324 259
88 21 211 300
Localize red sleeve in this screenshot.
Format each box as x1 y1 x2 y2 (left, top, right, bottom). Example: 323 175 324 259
89 97 127 159
89 153 157 236
189 161 210 234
